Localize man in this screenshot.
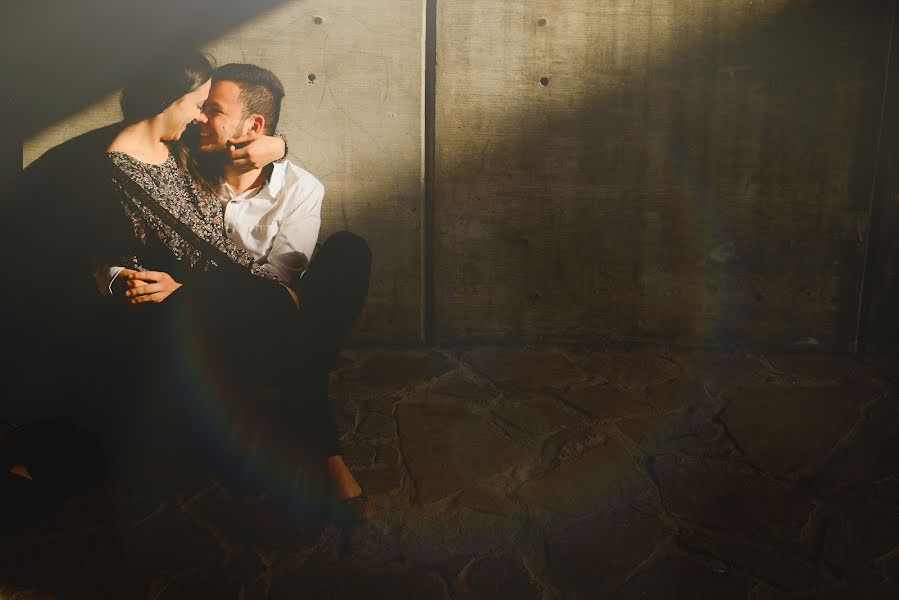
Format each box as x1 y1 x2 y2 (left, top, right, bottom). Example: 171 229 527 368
200 63 322 288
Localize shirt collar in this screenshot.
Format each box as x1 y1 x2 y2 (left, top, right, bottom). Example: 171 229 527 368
262 161 287 198
222 162 286 202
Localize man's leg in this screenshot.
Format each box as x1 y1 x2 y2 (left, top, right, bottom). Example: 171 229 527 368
294 230 372 370
286 231 372 498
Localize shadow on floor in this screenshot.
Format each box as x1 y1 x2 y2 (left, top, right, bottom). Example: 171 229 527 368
2 347 899 598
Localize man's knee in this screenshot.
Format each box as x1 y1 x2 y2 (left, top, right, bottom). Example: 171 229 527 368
319 231 372 271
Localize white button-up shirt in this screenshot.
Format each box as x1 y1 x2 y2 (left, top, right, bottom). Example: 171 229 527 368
100 159 323 293
221 160 323 285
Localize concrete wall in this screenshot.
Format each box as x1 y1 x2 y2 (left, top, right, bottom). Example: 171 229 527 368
433 0 893 349
24 1 899 349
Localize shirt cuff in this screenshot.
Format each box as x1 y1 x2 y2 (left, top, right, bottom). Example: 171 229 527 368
98 266 126 296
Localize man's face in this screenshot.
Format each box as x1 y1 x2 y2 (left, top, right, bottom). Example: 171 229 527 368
198 80 252 153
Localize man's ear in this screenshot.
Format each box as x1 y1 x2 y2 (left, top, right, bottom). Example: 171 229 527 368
247 114 266 135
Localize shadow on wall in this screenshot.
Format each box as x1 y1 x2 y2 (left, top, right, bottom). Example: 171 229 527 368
433 0 893 349
2 0 290 142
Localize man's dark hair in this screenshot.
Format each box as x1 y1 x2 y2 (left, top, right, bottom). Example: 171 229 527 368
212 63 285 135
120 50 214 122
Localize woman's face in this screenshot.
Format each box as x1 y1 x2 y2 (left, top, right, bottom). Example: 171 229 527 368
160 79 211 140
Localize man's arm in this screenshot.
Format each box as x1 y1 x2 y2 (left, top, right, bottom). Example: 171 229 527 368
227 133 286 173
263 180 323 286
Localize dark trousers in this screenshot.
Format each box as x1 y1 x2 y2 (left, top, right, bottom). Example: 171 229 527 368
178 230 372 462
6 232 371 482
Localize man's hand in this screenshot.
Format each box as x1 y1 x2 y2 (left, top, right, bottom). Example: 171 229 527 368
123 270 182 304
227 133 286 173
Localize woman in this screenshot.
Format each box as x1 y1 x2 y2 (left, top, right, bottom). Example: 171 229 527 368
95 50 369 518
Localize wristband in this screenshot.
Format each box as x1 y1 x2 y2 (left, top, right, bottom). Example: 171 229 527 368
274 132 288 163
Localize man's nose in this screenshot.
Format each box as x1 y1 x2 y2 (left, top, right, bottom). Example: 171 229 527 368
195 112 208 124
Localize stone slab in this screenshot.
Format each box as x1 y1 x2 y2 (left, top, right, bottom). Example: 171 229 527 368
490 392 582 442
655 455 813 544
618 407 722 456
722 385 876 477
644 379 708 412
458 555 539 600
762 354 880 387
676 352 767 395
581 350 683 390
678 528 833 593
562 384 652 420
519 437 654 517
270 556 447 600
613 556 755 599
821 501 899 568
546 509 666 594
333 351 457 399
811 399 899 490
463 347 584 389
397 397 531 504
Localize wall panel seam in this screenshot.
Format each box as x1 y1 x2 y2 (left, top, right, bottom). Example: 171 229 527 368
855 0 898 356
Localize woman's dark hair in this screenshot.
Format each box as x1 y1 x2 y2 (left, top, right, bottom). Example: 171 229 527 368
120 50 214 122
119 50 220 198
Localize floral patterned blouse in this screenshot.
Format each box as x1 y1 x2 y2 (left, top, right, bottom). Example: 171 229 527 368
105 148 280 283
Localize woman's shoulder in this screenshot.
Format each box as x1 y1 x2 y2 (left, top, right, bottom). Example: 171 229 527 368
106 134 172 165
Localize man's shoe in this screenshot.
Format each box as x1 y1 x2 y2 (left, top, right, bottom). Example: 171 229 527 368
331 491 373 530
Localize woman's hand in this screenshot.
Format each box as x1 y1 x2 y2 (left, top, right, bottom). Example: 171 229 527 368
124 270 182 304
227 133 286 172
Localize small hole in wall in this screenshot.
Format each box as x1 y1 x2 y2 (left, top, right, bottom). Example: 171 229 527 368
313 16 323 24
537 18 547 26
539 76 550 87
307 73 317 84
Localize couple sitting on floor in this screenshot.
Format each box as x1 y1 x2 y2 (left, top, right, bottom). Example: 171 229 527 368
4 52 371 521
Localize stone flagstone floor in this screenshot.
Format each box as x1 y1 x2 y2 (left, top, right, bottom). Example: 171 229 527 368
2 347 899 599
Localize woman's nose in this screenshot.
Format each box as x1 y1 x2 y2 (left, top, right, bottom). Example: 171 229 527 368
195 112 208 124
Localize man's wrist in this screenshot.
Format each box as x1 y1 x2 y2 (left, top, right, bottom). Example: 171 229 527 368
274 132 288 163
111 270 129 296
